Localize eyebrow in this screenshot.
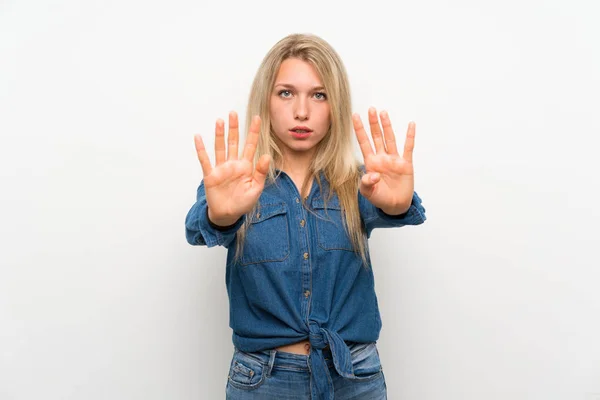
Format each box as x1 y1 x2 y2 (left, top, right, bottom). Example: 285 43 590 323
274 83 326 91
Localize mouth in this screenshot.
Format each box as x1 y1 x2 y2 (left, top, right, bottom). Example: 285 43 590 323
289 127 313 139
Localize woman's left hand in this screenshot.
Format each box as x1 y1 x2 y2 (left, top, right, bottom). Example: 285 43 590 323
353 107 416 215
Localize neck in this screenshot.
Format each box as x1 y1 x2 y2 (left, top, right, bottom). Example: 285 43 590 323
277 151 315 196
277 143 316 172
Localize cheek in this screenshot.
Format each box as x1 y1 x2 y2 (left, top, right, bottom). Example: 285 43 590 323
269 109 279 125
320 104 331 119
270 112 283 129
319 110 331 130
269 99 280 118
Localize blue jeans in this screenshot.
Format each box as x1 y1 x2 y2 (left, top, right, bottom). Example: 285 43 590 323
225 342 387 399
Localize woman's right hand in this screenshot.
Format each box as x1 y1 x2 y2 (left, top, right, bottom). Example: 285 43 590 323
194 111 271 227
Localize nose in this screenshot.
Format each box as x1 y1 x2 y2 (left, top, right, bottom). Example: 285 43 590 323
294 97 309 121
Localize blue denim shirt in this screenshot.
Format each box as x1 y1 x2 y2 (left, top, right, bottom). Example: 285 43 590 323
185 169 426 399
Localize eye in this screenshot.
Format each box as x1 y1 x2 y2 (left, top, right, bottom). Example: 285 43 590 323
314 92 327 100
278 90 292 98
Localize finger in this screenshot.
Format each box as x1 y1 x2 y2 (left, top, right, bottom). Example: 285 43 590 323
215 118 226 166
253 154 271 187
359 172 380 197
243 115 262 161
194 134 212 176
380 111 398 155
227 111 239 161
402 122 416 163
352 113 374 159
368 107 386 153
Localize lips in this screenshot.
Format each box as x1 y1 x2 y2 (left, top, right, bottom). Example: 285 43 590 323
290 126 313 133
289 126 313 139
289 129 312 139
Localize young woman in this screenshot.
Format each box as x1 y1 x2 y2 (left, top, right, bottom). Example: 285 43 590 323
185 33 426 400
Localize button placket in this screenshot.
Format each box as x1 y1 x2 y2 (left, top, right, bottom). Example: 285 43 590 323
283 173 312 319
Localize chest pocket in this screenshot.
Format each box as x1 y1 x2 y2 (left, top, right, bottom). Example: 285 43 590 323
312 197 356 252
240 203 290 266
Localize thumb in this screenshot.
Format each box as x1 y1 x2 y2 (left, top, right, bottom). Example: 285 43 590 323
252 154 271 187
359 172 380 198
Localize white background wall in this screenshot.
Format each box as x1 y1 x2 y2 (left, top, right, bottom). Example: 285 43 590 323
1 0 599 399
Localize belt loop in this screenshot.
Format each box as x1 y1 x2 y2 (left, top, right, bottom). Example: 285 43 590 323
266 349 276 377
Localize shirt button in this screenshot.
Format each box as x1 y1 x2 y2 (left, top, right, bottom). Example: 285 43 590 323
295 198 300 203
303 252 309 260
300 219 305 227
304 290 310 298
256 212 261 219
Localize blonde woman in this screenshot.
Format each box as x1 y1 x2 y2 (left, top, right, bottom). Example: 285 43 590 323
185 33 426 400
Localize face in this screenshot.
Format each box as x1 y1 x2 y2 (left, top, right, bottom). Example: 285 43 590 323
269 58 331 161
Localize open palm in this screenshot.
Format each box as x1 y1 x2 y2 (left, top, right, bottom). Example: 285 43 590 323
194 112 271 226
353 107 416 215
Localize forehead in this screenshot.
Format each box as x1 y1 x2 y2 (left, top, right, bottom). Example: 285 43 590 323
274 58 323 87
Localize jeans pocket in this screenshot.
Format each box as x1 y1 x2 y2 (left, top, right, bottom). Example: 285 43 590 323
227 350 267 391
350 342 383 381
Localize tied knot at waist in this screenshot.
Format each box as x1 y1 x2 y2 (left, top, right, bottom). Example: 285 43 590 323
306 325 355 400
308 331 328 350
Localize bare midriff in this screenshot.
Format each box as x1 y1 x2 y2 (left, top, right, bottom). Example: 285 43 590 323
275 339 312 355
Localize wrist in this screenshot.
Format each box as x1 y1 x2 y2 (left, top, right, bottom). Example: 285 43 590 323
207 208 241 228
380 203 411 216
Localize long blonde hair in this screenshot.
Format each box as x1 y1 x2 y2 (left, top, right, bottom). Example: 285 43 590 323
235 33 368 266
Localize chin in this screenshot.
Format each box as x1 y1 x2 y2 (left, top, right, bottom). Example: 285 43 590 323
288 144 318 154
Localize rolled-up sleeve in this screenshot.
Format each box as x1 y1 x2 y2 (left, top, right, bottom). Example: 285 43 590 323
184 181 245 248
360 191 427 237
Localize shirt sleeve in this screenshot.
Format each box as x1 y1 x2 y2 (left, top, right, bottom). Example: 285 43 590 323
359 190 427 238
184 181 245 248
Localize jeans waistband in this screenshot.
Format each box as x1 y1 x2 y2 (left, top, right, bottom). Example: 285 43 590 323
233 345 337 375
